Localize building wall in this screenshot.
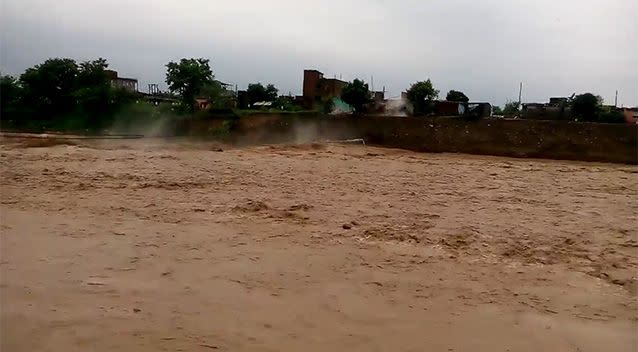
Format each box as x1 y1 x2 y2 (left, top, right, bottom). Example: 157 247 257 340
434 101 464 116
113 79 138 92
522 97 572 121
434 101 492 118
104 70 118 80
106 69 138 92
522 104 571 120
318 79 346 99
302 70 347 108
303 70 323 100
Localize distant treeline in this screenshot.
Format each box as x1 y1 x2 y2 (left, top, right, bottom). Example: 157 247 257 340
0 57 306 133
0 58 149 131
1 56 629 133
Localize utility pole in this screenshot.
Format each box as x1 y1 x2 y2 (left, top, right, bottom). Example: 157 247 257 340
518 82 523 106
615 90 618 107
371 75 374 92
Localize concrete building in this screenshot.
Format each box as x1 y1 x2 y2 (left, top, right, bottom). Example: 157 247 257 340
434 100 466 116
433 101 492 118
522 97 572 120
105 70 138 92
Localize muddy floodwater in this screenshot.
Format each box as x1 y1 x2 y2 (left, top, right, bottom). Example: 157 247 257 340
1 138 637 351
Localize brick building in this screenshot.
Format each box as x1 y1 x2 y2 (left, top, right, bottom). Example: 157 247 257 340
302 70 347 108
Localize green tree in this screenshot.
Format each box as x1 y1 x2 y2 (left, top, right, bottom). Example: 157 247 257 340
74 58 112 118
272 96 303 112
492 105 503 115
341 79 371 113
0 75 22 118
597 106 624 123
265 84 278 101
446 90 469 102
247 83 266 106
166 58 214 112
19 58 79 117
77 58 109 87
246 83 278 106
4 57 143 130
200 81 224 100
199 81 237 109
571 93 601 122
406 79 439 115
502 100 520 116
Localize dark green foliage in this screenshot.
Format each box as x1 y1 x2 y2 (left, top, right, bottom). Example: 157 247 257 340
446 90 469 103
492 106 503 115
78 58 109 87
272 96 303 112
265 84 278 101
1 57 144 132
571 93 601 122
246 83 278 106
273 96 288 110
566 93 623 123
247 83 265 105
74 58 118 119
597 108 625 123
502 100 520 116
1 75 22 118
19 58 80 117
341 79 371 113
72 58 138 128
200 81 224 100
166 58 214 112
199 81 236 109
406 80 438 115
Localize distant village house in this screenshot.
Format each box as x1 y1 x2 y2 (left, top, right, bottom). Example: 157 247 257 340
105 70 138 92
521 97 571 121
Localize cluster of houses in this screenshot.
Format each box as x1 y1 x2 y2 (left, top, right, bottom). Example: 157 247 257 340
107 68 638 123
522 97 637 123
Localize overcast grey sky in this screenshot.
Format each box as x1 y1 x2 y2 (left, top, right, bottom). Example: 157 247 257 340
1 0 636 106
